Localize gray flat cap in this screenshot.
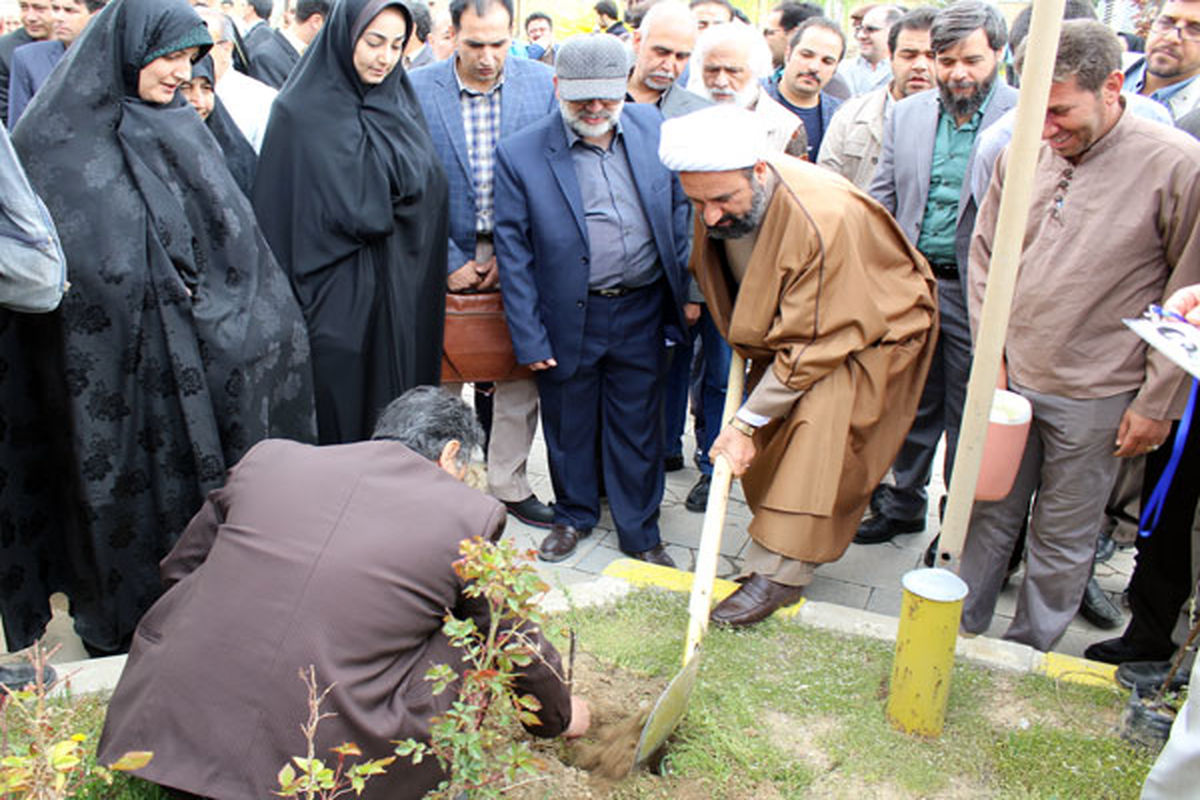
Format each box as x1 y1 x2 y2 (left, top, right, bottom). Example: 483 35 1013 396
555 34 630 101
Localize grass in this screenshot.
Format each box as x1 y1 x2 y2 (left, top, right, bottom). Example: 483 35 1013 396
1 587 1159 799
1 690 167 800
557 588 1159 799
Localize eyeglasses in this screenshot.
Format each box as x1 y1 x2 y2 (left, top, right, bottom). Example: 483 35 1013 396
762 27 781 36
1152 14 1200 42
859 24 884 34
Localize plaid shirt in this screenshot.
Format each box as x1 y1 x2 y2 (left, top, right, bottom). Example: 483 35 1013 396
456 70 505 235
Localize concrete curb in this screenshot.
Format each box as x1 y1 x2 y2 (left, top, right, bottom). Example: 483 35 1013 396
600 558 1119 689
36 561 1118 699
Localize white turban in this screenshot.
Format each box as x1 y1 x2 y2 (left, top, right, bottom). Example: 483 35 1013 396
658 105 770 172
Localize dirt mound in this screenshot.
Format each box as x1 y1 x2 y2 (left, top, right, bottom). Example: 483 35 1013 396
508 650 671 798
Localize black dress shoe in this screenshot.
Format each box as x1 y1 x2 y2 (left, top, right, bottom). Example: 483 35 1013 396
685 474 711 513
1078 577 1124 630
504 495 555 529
664 454 685 472
710 573 804 627
537 524 590 563
1117 660 1189 694
1084 636 1176 665
1094 532 1117 564
624 543 676 568
854 513 924 545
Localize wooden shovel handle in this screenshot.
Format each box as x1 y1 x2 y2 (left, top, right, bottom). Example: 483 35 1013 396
683 351 746 665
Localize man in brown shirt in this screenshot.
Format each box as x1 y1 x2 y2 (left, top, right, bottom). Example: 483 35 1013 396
98 387 588 799
659 104 936 626
961 21 1200 652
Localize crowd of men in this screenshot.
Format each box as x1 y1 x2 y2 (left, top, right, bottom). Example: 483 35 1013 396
3 0 1200 791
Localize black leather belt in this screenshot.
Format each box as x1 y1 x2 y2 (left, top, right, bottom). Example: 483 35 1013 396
589 285 639 298
929 261 958 280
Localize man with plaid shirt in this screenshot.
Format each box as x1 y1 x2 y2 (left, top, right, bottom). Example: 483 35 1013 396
410 0 558 528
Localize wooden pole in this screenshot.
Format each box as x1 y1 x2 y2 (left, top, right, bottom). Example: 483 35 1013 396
933 0 1067 568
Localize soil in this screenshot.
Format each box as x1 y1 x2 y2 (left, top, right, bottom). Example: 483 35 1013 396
508 650 718 799
983 673 1122 736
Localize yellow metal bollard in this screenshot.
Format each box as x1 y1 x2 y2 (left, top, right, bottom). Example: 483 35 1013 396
885 568 969 737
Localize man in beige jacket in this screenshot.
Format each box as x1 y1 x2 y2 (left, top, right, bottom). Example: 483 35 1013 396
818 6 935 188
659 105 937 626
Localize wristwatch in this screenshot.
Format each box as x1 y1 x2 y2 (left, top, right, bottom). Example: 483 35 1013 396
728 417 757 437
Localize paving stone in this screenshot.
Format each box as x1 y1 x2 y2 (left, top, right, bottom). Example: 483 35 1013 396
571 542 626 576
820 540 920 587
804 575 871 610
865 586 904 617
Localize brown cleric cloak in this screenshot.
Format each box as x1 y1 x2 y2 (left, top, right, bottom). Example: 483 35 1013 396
691 157 937 563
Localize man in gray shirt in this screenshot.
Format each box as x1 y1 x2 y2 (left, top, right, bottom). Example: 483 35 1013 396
494 34 691 567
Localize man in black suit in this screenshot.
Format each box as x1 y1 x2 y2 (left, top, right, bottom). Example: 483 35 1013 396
246 0 327 88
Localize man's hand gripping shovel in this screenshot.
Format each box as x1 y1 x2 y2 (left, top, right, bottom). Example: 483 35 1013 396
632 352 746 771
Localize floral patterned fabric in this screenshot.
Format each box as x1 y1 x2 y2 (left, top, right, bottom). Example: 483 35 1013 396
1 0 316 653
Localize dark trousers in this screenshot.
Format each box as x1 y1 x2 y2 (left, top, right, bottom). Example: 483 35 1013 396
662 306 732 474
537 286 666 553
874 275 972 520
1123 414 1200 654
663 320 694 461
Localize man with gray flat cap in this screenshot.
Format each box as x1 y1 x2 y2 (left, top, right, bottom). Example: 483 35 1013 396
495 34 691 568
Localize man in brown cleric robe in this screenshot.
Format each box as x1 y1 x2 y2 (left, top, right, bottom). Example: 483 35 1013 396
659 104 937 626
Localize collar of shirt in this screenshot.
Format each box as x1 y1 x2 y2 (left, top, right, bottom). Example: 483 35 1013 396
1128 59 1196 106
857 55 885 72
282 28 308 55
454 62 506 97
561 115 625 153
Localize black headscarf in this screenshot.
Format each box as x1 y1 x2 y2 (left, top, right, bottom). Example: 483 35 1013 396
3 0 315 653
192 54 256 197
253 0 449 443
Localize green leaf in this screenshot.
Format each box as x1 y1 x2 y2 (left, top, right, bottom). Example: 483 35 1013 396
108 750 154 771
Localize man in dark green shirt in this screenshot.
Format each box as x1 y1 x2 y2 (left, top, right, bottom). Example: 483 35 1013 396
860 1 1017 546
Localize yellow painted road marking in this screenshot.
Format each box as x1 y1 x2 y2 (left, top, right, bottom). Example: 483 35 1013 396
1036 652 1118 688
601 558 805 619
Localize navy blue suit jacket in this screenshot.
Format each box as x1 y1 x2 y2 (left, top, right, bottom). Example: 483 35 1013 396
409 56 556 273
493 104 691 381
7 39 63 127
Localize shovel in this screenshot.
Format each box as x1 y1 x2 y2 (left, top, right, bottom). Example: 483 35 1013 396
633 351 747 769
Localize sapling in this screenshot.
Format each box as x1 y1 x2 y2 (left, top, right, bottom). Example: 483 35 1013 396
0 644 152 798
275 666 395 799
393 536 562 799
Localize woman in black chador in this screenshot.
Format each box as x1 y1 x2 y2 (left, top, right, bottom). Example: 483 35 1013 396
1 0 316 655
253 0 449 444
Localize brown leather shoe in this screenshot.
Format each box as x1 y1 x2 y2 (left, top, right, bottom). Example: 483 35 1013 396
623 543 676 568
710 573 804 627
538 524 590 563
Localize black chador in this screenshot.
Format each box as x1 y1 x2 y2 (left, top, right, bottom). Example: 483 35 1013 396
2 0 316 655
253 0 449 444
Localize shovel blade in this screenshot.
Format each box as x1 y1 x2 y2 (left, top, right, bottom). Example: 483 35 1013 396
632 652 701 771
